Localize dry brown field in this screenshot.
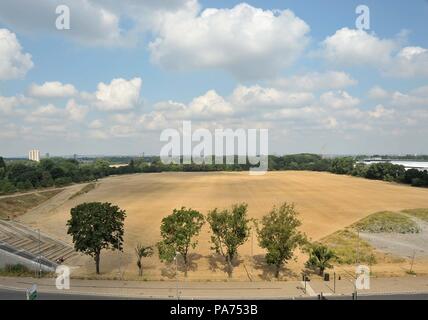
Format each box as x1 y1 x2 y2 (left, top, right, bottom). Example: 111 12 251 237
17 171 428 281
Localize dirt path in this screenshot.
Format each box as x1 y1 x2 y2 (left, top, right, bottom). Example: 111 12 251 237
0 183 89 200
16 184 88 231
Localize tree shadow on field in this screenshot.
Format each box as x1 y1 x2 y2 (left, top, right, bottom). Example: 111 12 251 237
208 253 243 275
161 264 175 279
92 250 133 275
253 254 298 281
160 253 203 278
180 253 203 273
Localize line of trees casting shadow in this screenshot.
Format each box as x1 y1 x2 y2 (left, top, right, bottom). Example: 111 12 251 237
66 201 335 280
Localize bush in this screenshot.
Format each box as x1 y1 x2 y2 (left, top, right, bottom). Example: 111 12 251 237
16 180 33 191
55 177 73 187
0 179 17 194
0 264 32 276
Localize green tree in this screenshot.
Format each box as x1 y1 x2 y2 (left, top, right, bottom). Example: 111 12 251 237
0 157 6 179
157 207 204 277
67 202 126 274
305 243 336 275
16 180 33 191
135 243 154 277
40 171 54 187
207 203 250 278
331 157 355 175
257 203 307 278
0 180 16 194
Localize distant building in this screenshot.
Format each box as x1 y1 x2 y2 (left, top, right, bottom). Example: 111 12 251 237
28 149 40 162
109 164 128 168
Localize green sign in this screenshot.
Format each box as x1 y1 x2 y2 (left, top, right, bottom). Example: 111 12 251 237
26 284 38 300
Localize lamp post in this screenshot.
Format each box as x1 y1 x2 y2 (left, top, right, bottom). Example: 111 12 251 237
174 252 180 300
38 229 42 278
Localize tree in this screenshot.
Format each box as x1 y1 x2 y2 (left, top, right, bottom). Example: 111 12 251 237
135 243 154 277
207 203 250 278
67 202 126 274
257 203 307 278
0 179 16 194
0 157 5 179
40 171 54 188
331 157 355 175
157 207 204 277
305 243 336 276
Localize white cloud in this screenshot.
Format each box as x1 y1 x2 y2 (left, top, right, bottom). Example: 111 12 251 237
263 106 320 121
29 81 77 98
323 116 338 129
320 91 360 109
110 125 137 137
95 77 142 111
0 1 127 46
89 129 108 140
0 0 198 47
31 104 61 117
0 96 17 114
320 28 428 78
66 99 88 121
0 28 33 79
149 3 310 79
139 111 169 131
110 113 136 124
368 86 389 100
230 85 314 110
88 119 103 129
188 90 233 117
320 28 396 67
154 90 233 121
368 105 395 119
269 71 357 91
390 46 428 77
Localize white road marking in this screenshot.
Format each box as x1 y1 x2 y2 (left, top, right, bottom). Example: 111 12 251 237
300 281 316 297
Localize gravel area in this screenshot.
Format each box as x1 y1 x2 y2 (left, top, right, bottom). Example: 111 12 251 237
360 217 428 259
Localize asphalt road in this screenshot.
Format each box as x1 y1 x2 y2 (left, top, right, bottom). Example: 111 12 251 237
0 288 427 300
302 293 428 300
0 288 128 300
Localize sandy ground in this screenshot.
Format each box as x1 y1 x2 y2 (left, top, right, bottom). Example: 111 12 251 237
17 171 428 281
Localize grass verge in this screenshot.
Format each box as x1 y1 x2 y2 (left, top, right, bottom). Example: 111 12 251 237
0 264 53 277
401 208 428 222
321 229 377 265
69 182 97 200
0 190 63 219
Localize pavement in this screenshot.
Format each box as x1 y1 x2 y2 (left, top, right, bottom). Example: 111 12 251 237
0 275 427 300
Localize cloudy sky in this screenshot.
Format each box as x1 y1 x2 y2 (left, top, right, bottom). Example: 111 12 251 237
0 0 428 157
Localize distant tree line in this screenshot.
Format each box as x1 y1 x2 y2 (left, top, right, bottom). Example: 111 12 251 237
0 157 135 195
1 153 427 195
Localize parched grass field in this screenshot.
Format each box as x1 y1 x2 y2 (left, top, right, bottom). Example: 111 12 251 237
16 171 428 280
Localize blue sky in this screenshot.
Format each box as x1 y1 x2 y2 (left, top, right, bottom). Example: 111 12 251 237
0 0 428 156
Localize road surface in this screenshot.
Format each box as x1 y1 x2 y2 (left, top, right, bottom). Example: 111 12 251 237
0 287 427 300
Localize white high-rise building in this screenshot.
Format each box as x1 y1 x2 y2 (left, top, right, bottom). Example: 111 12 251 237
28 149 40 162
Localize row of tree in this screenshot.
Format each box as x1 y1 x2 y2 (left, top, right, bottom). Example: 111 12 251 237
332 158 428 187
66 202 335 278
2 154 427 195
0 157 137 195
